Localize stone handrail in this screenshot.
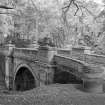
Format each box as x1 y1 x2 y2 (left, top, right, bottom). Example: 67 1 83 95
57 48 105 66
71 53 105 66
83 53 105 66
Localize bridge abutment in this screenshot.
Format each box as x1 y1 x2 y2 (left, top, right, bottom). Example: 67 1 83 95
81 65 105 93
83 79 103 93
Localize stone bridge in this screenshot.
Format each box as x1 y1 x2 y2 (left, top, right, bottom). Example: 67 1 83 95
0 44 105 93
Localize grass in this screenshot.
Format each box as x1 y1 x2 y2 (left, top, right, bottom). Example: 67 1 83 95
0 84 105 105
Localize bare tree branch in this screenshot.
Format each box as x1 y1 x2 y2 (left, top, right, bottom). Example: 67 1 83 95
73 0 79 16
62 0 80 16
62 0 73 13
30 0 38 11
80 5 95 17
62 0 97 17
30 0 42 17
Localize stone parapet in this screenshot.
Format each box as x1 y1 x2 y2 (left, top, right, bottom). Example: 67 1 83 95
37 45 57 63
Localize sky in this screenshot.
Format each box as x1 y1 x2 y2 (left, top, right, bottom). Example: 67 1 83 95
93 0 103 4
87 0 103 4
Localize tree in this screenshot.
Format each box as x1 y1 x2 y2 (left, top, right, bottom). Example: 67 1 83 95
0 0 104 49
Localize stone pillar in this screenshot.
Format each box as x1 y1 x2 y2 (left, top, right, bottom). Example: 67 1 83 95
84 47 91 54
38 69 47 86
46 66 54 84
5 57 10 89
5 44 15 89
37 45 56 86
38 45 57 63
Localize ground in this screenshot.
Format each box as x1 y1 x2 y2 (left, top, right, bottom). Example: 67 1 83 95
0 84 105 105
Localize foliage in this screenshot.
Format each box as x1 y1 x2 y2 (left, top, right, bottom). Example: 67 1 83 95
4 34 31 48
0 0 105 50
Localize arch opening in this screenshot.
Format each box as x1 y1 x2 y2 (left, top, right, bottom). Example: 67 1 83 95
14 67 35 91
53 67 83 84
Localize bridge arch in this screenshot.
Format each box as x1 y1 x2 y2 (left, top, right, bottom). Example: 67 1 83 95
14 64 36 91
53 66 83 84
